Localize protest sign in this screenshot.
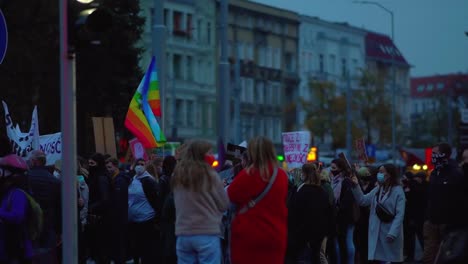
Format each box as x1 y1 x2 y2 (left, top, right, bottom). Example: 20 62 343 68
39 133 61 165
129 138 149 161
355 137 368 162
282 131 311 169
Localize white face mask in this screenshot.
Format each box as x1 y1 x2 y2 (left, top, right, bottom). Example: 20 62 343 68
134 165 145 175
53 171 61 178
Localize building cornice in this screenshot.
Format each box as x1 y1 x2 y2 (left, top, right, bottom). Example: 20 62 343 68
300 15 367 36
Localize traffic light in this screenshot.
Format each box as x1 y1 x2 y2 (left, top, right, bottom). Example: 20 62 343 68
69 0 113 49
307 147 318 162
277 155 284 162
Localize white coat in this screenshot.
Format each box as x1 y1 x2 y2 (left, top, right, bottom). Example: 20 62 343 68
352 185 406 262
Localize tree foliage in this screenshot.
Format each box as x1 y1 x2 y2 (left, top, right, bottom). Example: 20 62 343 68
0 0 145 155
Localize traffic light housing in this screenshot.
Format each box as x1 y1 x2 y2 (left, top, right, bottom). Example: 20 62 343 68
69 0 113 50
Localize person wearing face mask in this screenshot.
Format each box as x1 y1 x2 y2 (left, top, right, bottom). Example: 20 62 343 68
423 143 467 264
128 158 161 264
329 158 359 264
86 153 112 264
351 164 406 264
286 163 334 264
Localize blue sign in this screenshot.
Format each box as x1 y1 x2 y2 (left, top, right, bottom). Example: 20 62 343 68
366 144 376 158
0 9 7 64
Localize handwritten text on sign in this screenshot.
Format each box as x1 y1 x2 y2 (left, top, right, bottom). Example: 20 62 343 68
282 131 311 169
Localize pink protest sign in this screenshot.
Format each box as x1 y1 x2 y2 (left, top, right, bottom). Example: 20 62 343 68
129 138 149 161
282 131 311 169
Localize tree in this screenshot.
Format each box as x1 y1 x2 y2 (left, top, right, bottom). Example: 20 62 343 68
74 0 145 155
0 0 145 155
301 79 348 148
355 69 396 145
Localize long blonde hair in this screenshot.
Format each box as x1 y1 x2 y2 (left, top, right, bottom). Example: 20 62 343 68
246 136 278 181
172 139 216 192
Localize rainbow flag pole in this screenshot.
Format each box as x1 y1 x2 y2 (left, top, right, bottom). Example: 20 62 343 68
125 56 166 148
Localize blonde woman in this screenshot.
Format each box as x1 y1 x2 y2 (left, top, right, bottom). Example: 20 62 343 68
227 136 288 264
173 139 229 264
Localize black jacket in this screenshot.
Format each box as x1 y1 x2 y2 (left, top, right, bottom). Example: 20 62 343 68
288 184 334 241
140 175 161 218
109 172 131 226
427 160 466 227
87 169 111 217
27 166 62 245
336 178 360 228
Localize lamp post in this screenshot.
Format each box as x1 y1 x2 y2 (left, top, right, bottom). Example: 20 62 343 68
354 1 396 165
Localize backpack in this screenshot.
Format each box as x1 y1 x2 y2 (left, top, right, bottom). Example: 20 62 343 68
7 189 44 241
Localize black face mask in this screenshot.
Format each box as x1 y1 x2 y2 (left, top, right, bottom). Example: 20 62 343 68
432 153 448 169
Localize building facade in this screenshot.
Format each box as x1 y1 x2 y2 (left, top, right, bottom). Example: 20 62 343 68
410 73 468 145
140 0 217 142
225 0 300 146
298 16 367 146
365 31 411 132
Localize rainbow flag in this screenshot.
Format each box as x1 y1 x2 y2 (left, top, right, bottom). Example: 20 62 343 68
125 57 166 148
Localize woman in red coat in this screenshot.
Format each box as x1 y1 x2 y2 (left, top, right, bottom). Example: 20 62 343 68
227 136 288 264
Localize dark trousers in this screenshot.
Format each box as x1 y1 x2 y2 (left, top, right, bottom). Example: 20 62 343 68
86 221 110 264
405 220 424 260
286 237 323 264
129 219 160 264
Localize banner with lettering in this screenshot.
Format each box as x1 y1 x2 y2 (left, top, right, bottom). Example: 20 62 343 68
2 101 61 165
282 131 311 169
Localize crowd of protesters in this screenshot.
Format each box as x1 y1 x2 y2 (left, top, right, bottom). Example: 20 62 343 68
0 132 468 264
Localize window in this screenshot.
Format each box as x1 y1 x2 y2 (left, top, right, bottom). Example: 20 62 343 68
240 78 246 102
266 47 272 68
308 53 313 72
206 104 213 129
341 58 347 77
207 22 211 44
163 9 169 27
256 82 264 104
237 42 244 59
275 118 282 142
186 56 193 81
186 14 193 38
274 48 281 69
173 54 182 79
266 117 273 139
329 55 336 74
207 62 212 84
427 83 434 91
197 19 202 42
319 54 324 73
173 11 183 32
186 100 194 126
352 59 358 76
149 8 155 32
265 82 272 105
437 82 444 90
246 79 254 103
244 44 252 60
258 47 266 66
302 52 307 71
417 85 424 92
285 53 295 72
176 99 184 125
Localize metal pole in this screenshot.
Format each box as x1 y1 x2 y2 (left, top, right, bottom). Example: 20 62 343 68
218 0 230 143
171 76 177 140
390 11 396 165
59 0 78 262
448 88 454 145
346 71 352 158
153 0 167 135
234 43 241 144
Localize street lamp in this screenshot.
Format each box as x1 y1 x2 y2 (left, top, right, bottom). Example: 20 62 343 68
354 1 397 165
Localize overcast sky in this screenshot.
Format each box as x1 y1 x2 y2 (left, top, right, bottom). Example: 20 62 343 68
252 0 468 77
